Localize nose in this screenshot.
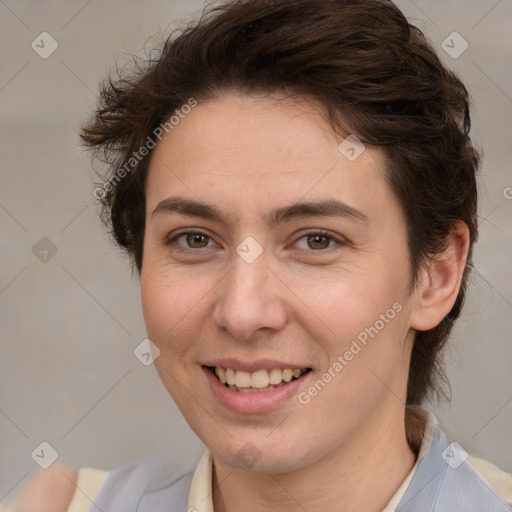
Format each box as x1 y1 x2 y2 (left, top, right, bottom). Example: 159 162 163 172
212 248 287 342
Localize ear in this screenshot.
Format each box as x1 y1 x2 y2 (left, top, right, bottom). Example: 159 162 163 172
410 221 470 331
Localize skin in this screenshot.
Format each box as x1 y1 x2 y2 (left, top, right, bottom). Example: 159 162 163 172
15 92 468 511
141 91 469 512
13 464 78 512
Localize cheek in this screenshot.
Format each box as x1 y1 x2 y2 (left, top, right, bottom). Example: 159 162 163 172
298 297 409 433
140 266 193 353
140 260 221 376
296 264 404 341
140 269 201 407
297 261 411 399
141 271 172 341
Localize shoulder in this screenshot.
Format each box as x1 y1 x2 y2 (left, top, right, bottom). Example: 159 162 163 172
12 464 79 512
11 465 109 512
416 410 512 507
468 454 512 505
90 452 197 511
10 450 199 512
432 438 512 509
66 467 110 512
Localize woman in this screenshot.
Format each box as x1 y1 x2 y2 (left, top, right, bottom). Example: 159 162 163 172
12 0 512 510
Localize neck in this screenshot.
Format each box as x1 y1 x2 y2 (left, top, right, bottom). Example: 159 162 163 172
213 406 419 512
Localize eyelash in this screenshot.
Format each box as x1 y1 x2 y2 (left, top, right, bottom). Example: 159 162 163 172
165 229 344 254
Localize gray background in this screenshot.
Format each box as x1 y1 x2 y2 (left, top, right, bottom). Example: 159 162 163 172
1 0 511 505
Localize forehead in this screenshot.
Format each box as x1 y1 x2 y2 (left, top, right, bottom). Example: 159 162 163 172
146 92 398 226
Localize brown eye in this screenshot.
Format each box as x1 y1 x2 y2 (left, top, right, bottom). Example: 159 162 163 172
306 234 331 250
185 233 210 248
166 231 214 250
294 231 340 251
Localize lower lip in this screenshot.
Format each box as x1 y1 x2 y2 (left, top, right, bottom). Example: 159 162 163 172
203 367 310 414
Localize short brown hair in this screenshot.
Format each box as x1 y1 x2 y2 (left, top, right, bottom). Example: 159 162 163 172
80 0 480 406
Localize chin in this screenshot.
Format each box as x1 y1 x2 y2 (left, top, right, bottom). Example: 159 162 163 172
203 427 315 474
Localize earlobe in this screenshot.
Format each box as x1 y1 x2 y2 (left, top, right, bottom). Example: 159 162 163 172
410 221 470 332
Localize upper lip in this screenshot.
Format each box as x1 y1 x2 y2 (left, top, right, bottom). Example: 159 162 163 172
203 358 310 373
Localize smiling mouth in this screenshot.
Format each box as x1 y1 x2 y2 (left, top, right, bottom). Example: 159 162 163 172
207 366 312 393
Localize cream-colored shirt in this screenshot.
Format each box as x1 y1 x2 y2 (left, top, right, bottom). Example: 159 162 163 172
67 468 110 512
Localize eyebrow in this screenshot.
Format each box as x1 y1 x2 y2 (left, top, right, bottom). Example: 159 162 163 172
151 196 369 226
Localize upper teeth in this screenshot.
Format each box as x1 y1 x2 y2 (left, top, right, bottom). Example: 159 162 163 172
214 367 306 388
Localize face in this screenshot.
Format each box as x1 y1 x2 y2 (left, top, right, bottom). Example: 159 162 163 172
141 92 419 473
